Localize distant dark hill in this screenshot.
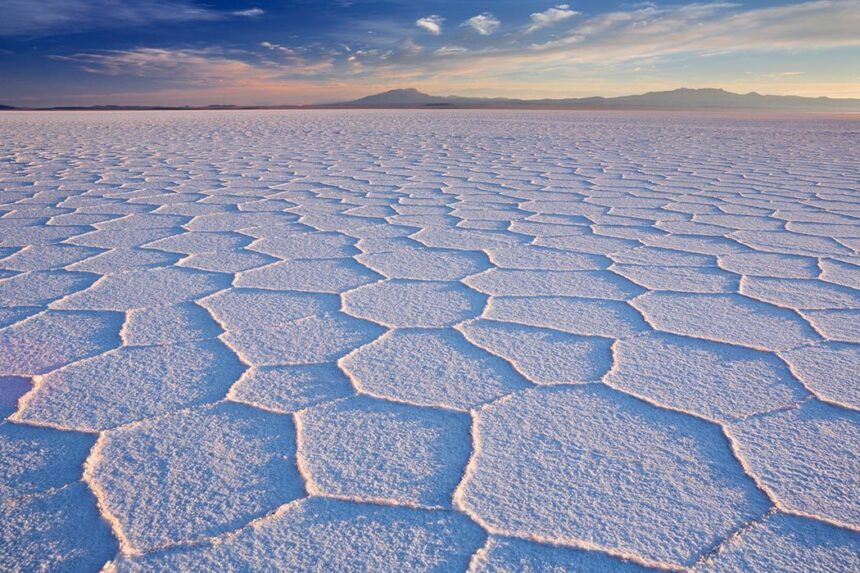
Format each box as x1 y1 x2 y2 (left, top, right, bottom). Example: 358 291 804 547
335 87 860 112
602 88 857 111
345 88 451 106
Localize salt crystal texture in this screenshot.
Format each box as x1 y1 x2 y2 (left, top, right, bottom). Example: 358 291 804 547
0 110 857 570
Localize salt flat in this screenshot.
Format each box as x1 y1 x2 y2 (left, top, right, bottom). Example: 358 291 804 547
0 110 858 572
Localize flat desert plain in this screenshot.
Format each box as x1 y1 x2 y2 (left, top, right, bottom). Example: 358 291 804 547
0 110 858 572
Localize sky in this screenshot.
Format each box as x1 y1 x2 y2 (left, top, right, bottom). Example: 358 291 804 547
1 0 858 106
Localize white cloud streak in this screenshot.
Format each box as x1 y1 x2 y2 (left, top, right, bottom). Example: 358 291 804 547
434 46 468 56
261 41 297 55
464 13 500 35
232 8 264 17
53 47 333 82
1 0 262 36
52 48 256 82
415 15 444 35
526 4 578 33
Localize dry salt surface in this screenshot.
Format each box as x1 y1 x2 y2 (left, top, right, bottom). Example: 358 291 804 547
0 110 858 572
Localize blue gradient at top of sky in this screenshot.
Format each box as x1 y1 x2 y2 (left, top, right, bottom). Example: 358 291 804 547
1 0 858 106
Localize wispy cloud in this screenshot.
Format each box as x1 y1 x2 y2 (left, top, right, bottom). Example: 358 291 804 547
434 46 468 56
53 46 334 83
746 70 806 78
0 0 262 36
258 42 336 74
415 15 444 35
526 4 578 33
261 41 297 55
52 48 258 82
232 8 264 17
525 1 860 59
464 13 500 35
397 38 423 56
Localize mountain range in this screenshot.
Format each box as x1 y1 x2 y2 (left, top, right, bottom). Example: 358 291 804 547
335 88 860 112
2 88 858 111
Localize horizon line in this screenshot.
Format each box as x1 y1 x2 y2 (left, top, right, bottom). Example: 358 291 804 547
3 86 860 113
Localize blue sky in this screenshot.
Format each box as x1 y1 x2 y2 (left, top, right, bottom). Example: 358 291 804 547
1 0 858 106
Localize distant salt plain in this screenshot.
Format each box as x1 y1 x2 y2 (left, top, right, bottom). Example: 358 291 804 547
0 110 858 571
